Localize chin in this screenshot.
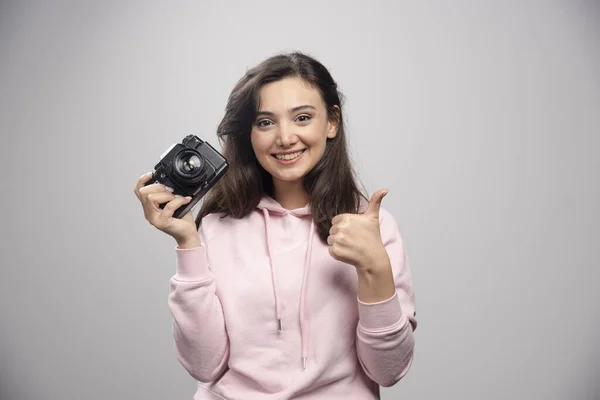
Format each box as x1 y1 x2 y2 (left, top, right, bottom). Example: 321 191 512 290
271 171 306 183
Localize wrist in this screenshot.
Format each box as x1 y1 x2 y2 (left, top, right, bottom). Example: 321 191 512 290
355 250 395 304
356 260 390 280
356 263 395 303
176 233 201 249
356 247 390 274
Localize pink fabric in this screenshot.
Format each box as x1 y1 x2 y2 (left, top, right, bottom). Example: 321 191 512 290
168 196 417 399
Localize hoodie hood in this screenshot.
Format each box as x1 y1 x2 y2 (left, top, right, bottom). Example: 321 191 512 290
256 195 313 217
256 195 315 370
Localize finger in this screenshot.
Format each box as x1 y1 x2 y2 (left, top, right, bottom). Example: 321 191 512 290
139 182 171 201
327 234 335 246
331 214 346 225
134 172 154 196
161 195 192 219
364 189 388 217
147 192 176 208
329 224 339 235
328 245 340 260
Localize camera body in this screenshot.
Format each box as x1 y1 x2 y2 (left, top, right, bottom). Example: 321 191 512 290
144 134 228 218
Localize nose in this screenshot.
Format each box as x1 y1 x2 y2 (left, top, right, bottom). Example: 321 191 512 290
276 121 297 148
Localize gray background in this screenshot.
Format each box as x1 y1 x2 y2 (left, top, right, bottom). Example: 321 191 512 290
1 1 598 399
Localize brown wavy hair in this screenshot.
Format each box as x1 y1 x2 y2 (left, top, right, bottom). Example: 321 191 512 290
195 51 367 243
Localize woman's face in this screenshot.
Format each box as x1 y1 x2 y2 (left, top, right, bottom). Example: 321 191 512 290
250 76 338 187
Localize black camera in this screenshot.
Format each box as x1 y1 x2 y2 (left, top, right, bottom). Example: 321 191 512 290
144 134 228 218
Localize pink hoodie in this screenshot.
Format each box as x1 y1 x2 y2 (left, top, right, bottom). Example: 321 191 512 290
168 196 417 400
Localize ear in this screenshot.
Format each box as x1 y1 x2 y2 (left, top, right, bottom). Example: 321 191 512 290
326 105 340 139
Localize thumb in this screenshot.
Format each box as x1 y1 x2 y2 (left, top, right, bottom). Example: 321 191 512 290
364 189 388 217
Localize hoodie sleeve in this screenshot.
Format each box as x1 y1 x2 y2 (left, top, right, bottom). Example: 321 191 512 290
167 221 230 382
355 208 417 387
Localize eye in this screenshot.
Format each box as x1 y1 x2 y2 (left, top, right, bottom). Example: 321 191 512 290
296 114 312 123
256 119 273 128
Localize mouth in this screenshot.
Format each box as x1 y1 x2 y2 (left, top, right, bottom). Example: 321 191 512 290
272 149 306 161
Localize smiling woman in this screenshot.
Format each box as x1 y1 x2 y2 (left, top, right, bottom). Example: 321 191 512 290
195 52 365 242
133 51 416 400
250 77 339 208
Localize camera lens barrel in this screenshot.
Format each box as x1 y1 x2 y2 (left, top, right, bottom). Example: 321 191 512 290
171 148 207 184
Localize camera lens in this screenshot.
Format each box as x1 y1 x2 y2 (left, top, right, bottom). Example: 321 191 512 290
172 149 207 184
181 155 201 173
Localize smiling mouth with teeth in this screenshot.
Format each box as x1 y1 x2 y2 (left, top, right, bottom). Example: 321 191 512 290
273 149 306 161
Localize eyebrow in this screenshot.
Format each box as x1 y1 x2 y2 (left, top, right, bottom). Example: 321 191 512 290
256 105 316 117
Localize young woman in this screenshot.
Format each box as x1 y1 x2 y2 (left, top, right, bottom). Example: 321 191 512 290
133 52 417 400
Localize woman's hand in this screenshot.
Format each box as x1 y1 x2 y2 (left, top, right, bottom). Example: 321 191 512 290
327 189 390 272
328 189 397 302
133 172 199 245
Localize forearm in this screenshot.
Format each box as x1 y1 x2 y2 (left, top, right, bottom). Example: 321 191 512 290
355 250 415 386
356 254 396 304
356 306 415 387
168 244 230 382
169 278 230 382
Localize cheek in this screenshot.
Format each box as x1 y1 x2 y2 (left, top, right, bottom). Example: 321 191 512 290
250 132 268 156
309 129 330 155
304 124 329 148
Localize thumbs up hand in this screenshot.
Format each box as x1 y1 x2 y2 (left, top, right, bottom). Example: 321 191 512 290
327 189 390 272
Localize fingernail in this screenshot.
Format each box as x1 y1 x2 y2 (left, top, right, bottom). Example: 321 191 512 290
185 196 192 201
165 186 174 192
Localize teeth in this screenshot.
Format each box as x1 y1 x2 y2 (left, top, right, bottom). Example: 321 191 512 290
275 150 304 161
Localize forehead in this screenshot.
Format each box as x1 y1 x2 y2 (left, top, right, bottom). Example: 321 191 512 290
257 76 324 111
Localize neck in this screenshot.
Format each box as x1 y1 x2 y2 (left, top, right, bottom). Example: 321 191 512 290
272 179 309 210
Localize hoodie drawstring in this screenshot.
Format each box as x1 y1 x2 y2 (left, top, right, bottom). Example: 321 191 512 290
299 219 315 370
262 208 316 370
263 209 282 332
